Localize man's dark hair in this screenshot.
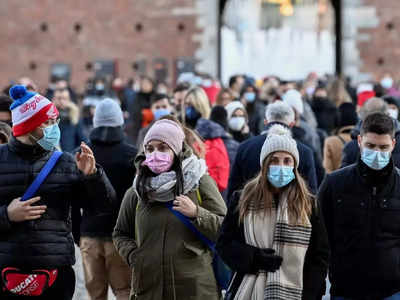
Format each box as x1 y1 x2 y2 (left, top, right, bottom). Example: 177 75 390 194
173 82 190 94
229 75 241 88
150 93 169 106
361 112 395 138
0 95 12 112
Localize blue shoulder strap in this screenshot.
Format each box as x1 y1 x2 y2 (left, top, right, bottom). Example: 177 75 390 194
21 151 63 201
165 202 216 252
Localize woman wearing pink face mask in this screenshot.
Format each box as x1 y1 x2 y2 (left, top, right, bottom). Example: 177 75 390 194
113 119 227 300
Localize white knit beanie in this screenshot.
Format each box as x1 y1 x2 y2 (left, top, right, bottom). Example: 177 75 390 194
225 101 246 120
282 89 304 115
93 98 124 128
260 124 299 167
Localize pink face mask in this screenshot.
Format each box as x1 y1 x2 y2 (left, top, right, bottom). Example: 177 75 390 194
142 151 173 174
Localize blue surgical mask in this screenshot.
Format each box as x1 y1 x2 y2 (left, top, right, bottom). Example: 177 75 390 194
361 148 391 170
153 108 170 120
268 165 295 188
244 92 256 103
35 124 61 151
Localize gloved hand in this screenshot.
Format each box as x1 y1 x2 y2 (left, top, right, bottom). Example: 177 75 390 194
254 248 283 272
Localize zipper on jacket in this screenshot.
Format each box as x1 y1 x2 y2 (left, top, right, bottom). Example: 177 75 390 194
369 186 377 249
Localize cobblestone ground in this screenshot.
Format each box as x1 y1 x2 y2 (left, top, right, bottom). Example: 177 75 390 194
72 245 116 300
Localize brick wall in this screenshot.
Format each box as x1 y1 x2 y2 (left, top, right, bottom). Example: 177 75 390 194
0 0 215 91
358 0 400 81
342 0 400 82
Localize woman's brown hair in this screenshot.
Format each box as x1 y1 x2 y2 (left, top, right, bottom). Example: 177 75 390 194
215 88 233 106
238 153 313 225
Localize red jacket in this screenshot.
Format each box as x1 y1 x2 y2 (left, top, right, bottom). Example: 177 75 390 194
204 138 230 192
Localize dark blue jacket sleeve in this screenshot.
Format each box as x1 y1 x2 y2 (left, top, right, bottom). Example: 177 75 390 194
227 147 244 204
341 140 359 168
299 146 318 195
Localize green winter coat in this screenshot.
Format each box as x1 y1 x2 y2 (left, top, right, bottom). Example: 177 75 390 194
113 162 227 299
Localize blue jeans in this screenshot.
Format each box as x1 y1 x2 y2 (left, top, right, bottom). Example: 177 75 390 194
332 292 400 300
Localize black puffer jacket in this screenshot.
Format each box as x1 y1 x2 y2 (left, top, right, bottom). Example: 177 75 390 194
0 136 116 269
74 126 137 238
319 158 400 298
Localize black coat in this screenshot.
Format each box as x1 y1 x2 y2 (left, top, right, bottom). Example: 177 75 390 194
311 97 339 135
128 91 153 144
74 126 137 238
246 100 266 136
319 159 400 298
292 125 325 186
0 137 116 269
227 122 318 201
216 192 329 300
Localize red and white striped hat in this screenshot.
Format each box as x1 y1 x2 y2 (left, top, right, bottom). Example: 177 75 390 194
9 85 59 137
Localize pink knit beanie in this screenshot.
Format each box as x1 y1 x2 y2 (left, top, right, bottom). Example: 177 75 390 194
143 119 185 155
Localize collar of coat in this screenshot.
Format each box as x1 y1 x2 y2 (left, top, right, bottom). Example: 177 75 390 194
8 135 49 161
90 126 125 145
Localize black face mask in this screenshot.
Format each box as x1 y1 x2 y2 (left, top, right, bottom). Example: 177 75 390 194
313 96 328 102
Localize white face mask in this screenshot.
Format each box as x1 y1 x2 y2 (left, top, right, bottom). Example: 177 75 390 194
388 108 399 120
228 117 246 132
381 77 393 89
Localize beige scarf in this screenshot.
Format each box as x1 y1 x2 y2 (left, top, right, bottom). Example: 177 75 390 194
234 194 312 300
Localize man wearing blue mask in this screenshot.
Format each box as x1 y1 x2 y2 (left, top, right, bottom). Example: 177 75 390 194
0 85 116 299
319 112 400 300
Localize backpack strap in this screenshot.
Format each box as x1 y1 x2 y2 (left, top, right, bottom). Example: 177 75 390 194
196 189 202 205
165 201 216 252
337 135 347 145
21 151 63 201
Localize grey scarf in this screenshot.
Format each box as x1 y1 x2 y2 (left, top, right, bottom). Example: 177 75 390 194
134 154 208 202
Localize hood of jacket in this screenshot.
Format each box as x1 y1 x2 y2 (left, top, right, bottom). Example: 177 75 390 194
195 118 228 140
90 126 125 145
59 101 80 125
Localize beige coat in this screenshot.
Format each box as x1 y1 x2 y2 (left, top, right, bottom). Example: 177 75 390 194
323 126 354 173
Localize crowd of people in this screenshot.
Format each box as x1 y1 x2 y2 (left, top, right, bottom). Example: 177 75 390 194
0 71 400 299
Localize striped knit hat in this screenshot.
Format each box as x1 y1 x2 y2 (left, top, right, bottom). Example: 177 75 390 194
9 85 59 137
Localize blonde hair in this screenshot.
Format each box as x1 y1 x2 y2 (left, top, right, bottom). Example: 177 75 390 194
239 153 313 225
185 87 211 119
328 77 352 107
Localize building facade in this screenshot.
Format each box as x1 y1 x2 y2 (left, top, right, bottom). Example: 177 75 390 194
0 0 218 90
